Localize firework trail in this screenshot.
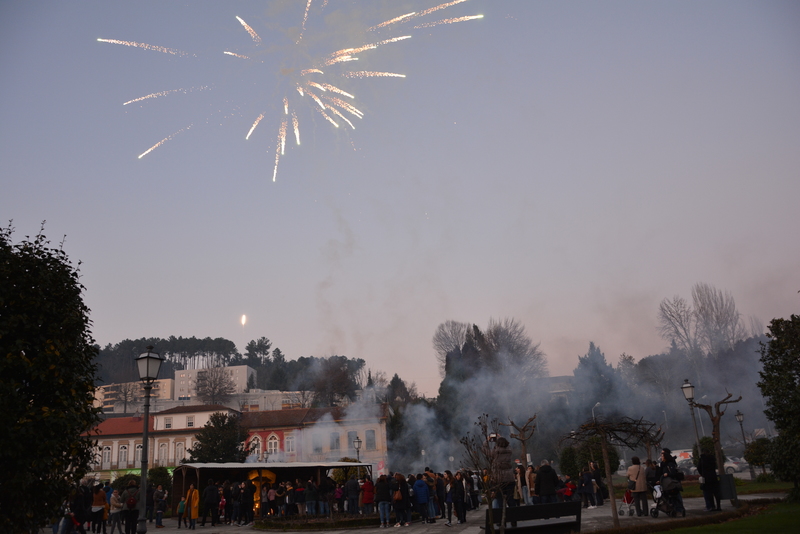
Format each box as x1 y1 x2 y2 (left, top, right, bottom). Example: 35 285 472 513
328 36 411 61
123 86 209 106
283 97 289 115
97 38 191 56
236 16 262 44
297 0 313 43
224 51 250 59
318 83 354 98
368 13 417 32
413 15 483 29
292 111 300 144
301 69 323 75
322 96 363 118
246 113 264 140
138 125 192 158
415 0 468 19
326 105 355 129
343 71 406 78
272 117 288 181
315 107 339 128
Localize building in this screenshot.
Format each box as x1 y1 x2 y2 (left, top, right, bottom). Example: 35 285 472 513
173 365 255 401
95 379 174 413
242 404 390 475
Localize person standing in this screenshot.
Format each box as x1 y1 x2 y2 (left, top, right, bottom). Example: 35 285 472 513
374 475 392 527
577 467 596 509
626 457 648 517
200 479 219 527
120 480 140 534
175 497 186 529
185 483 200 530
152 484 166 528
534 460 559 504
345 475 360 515
698 449 722 511
108 490 123 534
590 462 606 506
412 474 430 524
453 471 467 524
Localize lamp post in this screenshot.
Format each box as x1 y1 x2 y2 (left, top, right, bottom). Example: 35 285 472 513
681 379 702 455
353 436 362 462
592 402 601 422
136 346 164 534
735 411 757 480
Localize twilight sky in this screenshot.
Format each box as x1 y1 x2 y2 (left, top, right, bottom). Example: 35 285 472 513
2 0 798 396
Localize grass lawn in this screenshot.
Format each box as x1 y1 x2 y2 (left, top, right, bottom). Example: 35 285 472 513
610 475 793 499
664 502 800 533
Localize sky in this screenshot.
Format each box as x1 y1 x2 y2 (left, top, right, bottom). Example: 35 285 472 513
2 0 799 397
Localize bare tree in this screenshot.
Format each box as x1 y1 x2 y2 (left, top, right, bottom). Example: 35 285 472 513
194 367 236 405
500 415 537 469
113 382 140 414
485 317 548 378
461 414 506 533
691 392 742 483
433 320 469 376
658 296 701 359
692 283 745 357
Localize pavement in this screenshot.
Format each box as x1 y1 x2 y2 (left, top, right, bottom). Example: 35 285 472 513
82 492 784 534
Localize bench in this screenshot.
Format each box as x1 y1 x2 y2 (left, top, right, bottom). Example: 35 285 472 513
481 501 582 534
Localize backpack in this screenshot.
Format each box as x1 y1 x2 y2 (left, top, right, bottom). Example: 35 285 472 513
126 489 138 510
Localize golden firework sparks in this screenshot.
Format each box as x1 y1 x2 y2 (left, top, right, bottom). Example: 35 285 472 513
235 16 262 44
368 13 417 32
246 113 264 140
325 105 355 129
297 0 313 43
329 36 411 59
323 96 363 118
315 107 339 128
292 111 300 145
97 38 191 56
223 51 250 59
138 125 192 158
284 97 289 114
413 15 483 29
415 0 468 19
318 83 354 99
123 86 209 106
343 71 406 78
301 69 323 75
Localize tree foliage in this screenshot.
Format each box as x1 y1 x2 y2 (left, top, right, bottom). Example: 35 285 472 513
758 314 800 495
0 225 101 533
187 412 250 463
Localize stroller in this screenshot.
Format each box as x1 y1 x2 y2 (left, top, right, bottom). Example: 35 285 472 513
649 479 685 518
617 489 635 516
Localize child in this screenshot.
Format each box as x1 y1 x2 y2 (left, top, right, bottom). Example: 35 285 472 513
176 497 186 529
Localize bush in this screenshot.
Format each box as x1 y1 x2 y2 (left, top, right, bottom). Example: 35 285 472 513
755 473 777 484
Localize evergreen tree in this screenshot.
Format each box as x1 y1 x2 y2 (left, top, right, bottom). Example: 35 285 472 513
187 412 250 463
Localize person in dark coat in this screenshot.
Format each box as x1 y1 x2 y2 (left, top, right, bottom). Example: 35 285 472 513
374 475 392 527
534 460 559 504
576 467 596 509
412 474 431 523
590 462 605 506
453 471 467 524
392 473 411 527
698 450 722 511
345 475 361 515
200 479 220 527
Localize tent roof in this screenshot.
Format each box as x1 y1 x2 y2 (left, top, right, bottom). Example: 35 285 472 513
175 461 371 470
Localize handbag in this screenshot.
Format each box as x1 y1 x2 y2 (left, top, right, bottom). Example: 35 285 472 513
393 489 402 501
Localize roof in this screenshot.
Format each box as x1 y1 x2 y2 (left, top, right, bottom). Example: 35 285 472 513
92 416 155 436
156 404 236 415
176 461 372 470
241 405 387 429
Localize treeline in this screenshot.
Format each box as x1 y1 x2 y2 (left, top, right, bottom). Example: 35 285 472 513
95 336 368 407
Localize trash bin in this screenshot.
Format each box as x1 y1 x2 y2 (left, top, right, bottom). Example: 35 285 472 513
718 473 738 505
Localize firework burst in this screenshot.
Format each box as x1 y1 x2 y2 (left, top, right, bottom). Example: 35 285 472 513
100 1 482 182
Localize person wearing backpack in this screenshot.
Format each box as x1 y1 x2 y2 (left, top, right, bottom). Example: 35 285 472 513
120 480 140 534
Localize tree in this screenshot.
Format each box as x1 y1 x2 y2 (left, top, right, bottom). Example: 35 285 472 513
758 314 800 498
0 225 101 533
116 381 140 414
194 366 236 405
692 283 745 357
744 437 771 475
432 320 469 376
187 412 250 463
244 337 272 367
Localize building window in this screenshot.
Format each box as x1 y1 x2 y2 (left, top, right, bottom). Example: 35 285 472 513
250 436 262 458
312 434 323 454
164 417 172 429
366 429 376 451
102 446 111 465
119 445 128 465
135 444 143 463
267 435 279 455
175 442 184 462
187 416 194 428
158 443 168 465
330 432 340 451
347 431 358 454
285 436 295 453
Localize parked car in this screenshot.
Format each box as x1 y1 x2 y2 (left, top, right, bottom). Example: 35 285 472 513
724 458 749 474
676 458 698 476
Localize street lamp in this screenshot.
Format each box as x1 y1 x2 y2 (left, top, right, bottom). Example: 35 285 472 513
136 346 164 534
735 411 757 480
353 436 362 462
592 402 601 422
681 379 702 455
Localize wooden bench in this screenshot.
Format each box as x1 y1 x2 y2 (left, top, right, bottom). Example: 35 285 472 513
482 501 582 534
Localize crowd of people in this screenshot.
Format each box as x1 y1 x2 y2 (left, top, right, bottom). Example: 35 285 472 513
53 444 699 532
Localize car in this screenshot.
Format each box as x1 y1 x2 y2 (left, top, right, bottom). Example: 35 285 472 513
676 459 698 476
724 458 749 474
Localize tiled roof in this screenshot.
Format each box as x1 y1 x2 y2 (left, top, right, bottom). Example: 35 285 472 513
92 416 155 437
242 405 386 429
